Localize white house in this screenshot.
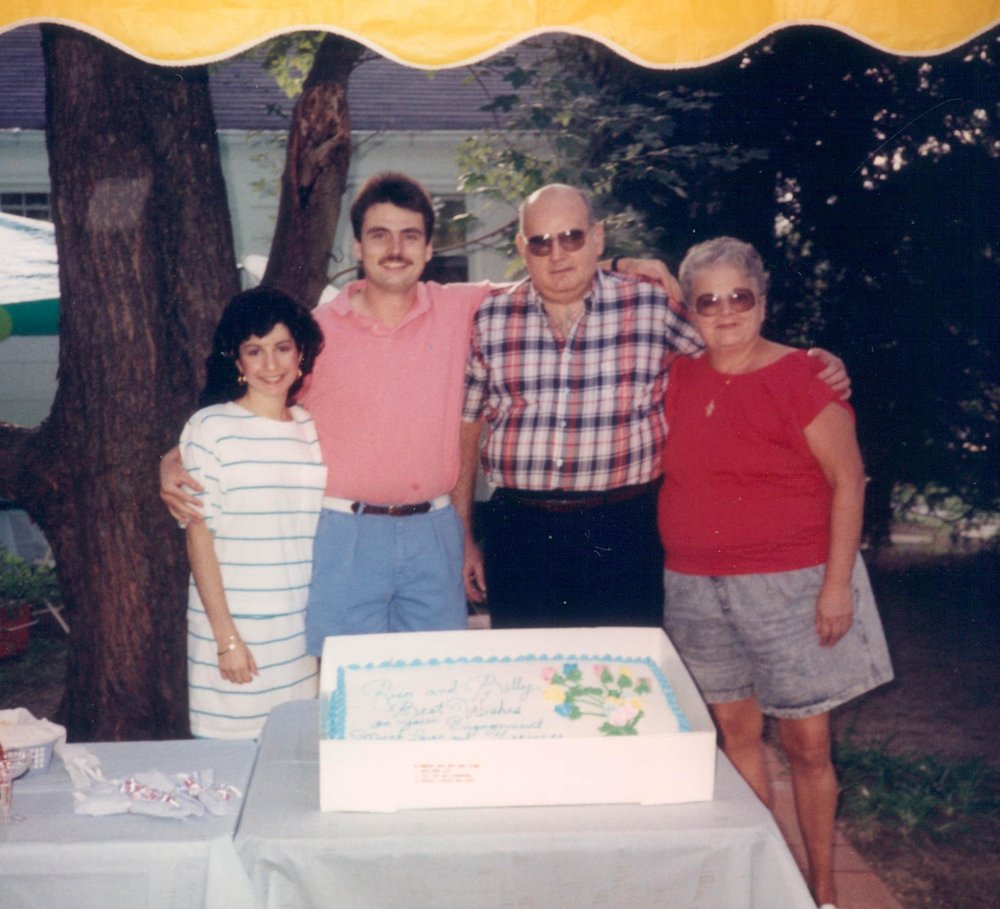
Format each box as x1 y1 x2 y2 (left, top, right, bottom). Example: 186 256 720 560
0 25 520 427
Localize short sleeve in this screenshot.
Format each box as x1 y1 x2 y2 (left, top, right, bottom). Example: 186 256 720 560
783 351 854 430
462 321 488 422
179 410 224 533
661 295 705 358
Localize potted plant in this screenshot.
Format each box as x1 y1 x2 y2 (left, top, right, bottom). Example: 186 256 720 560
0 549 61 660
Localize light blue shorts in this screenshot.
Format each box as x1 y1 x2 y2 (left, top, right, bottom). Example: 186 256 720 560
662 554 893 718
304 505 467 655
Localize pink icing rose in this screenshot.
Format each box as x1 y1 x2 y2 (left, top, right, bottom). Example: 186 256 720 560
605 702 640 727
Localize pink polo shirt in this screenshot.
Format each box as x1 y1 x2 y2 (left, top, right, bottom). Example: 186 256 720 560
301 279 489 504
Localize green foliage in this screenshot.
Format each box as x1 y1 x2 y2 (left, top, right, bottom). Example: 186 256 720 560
0 549 60 608
834 739 1000 840
253 32 325 98
458 38 765 259
892 482 1000 545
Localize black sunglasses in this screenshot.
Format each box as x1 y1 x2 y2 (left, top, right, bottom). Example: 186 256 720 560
692 287 758 317
524 228 588 257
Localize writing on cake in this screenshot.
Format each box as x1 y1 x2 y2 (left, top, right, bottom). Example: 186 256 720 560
327 656 691 741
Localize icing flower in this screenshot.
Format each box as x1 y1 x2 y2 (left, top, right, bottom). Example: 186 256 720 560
541 662 649 736
542 685 566 704
605 702 640 728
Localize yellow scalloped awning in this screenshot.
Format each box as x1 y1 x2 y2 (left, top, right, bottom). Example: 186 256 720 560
2 1 998 66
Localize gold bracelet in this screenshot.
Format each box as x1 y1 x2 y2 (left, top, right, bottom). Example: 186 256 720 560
217 635 241 657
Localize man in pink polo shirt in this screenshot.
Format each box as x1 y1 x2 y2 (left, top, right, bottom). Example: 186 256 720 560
296 173 487 649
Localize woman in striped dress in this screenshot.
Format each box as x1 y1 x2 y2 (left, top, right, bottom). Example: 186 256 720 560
180 287 327 739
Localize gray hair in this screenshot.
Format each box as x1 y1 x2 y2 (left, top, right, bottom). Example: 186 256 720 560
517 184 595 234
678 237 771 304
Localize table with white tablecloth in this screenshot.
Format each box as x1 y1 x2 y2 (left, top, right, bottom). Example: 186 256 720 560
0 737 257 909
236 699 816 909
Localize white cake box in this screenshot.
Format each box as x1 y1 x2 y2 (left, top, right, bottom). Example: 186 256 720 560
319 626 716 812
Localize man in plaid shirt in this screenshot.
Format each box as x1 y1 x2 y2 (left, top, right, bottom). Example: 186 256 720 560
457 184 846 629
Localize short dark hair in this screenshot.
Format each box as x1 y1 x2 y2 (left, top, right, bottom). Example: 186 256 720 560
349 172 435 241
199 286 324 408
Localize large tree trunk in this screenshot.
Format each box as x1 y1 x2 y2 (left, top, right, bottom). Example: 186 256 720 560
0 27 239 741
262 34 363 306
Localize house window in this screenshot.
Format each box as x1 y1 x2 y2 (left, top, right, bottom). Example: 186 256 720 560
423 196 469 284
0 192 52 221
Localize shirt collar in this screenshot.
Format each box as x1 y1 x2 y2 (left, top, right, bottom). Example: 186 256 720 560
329 279 431 332
524 272 603 314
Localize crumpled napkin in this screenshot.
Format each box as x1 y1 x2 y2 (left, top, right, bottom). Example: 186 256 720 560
73 769 242 819
0 707 66 752
55 742 242 819
55 741 105 788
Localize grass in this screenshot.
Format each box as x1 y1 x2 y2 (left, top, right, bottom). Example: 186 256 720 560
835 739 1000 841
833 738 1000 909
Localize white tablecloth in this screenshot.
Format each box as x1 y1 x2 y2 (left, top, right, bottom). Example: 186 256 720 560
236 700 816 909
0 737 257 909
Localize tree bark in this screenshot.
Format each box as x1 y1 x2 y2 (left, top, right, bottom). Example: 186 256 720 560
0 27 239 740
262 34 364 306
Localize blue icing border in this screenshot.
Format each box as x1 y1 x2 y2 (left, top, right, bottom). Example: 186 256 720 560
323 653 691 740
328 666 347 739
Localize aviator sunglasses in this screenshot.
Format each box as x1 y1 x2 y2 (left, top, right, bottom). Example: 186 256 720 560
692 287 758 317
524 228 588 257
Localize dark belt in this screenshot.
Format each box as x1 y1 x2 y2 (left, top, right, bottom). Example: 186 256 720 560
494 480 660 514
351 501 432 516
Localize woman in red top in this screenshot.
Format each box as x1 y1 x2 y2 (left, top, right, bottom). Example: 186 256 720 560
658 237 892 909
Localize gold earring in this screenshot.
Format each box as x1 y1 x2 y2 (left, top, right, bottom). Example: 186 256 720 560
237 374 247 385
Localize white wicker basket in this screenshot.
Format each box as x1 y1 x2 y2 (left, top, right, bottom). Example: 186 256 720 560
7 738 56 775
0 707 64 776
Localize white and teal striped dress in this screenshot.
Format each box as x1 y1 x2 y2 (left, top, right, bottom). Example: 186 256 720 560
180 402 327 739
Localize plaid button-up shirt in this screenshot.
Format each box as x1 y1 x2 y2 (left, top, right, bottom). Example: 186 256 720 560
463 271 703 492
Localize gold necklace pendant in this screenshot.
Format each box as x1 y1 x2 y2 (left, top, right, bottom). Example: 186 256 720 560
705 377 732 417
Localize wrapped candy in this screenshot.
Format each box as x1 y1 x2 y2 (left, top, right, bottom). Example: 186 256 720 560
71 765 242 819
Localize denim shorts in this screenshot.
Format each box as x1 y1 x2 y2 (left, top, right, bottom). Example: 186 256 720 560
662 554 893 718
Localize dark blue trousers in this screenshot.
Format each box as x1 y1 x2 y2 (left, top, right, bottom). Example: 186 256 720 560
483 484 664 629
